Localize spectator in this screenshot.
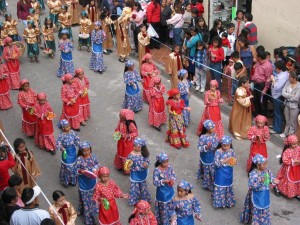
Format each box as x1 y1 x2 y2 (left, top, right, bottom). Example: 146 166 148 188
111 0 123 21
220 23 235 65
270 60 289 134
40 218 56 225
0 144 15 194
294 44 300 63
166 4 184 46
8 175 24 207
160 0 172 44
193 41 207 92
196 16 209 44
237 36 256 77
251 46 273 117
281 71 300 138
232 10 245 37
17 0 32 28
208 19 224 45
146 0 161 49
189 8 198 27
191 0 204 17
1 188 21 223
244 13 258 46
182 3 192 31
10 186 50 225
131 2 145 53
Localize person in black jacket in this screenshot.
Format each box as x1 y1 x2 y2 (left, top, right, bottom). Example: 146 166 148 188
208 19 224 44
160 0 172 44
196 16 209 44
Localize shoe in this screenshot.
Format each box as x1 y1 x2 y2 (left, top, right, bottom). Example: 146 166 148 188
50 150 56 155
81 121 86 126
195 86 200 91
269 125 273 129
294 196 300 201
103 51 110 55
154 126 161 131
191 81 196 86
274 187 281 197
200 89 205 93
98 70 103 74
279 133 286 138
73 128 80 132
269 129 278 134
107 49 113 53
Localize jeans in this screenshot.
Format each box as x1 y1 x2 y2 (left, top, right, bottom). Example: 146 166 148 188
209 61 222 90
231 79 238 99
173 28 182 46
195 67 206 90
272 96 284 133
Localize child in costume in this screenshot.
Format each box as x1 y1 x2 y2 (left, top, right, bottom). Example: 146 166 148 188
78 11 91 52
47 0 61 27
4 14 19 42
42 16 56 58
58 5 73 40
177 69 191 127
23 20 40 63
128 200 157 224
0 59 12 110
137 24 150 68
165 45 183 89
65 0 79 25
99 8 113 55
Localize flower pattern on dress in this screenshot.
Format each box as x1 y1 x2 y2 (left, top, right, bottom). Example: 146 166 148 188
57 40 75 77
73 76 90 121
56 130 80 150
89 30 106 72
172 196 201 219
178 80 191 127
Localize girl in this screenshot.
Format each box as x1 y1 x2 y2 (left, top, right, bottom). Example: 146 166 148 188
2 37 20 90
153 153 176 225
93 166 129 225
73 68 90 124
177 69 191 127
229 76 253 139
12 138 41 194
23 20 40 63
247 115 270 172
128 200 157 224
17 79 37 137
197 120 219 191
89 21 106 74
0 23 8 57
137 24 150 68
0 58 12 110
87 1 98 30
47 0 61 27
57 29 75 77
122 60 143 113
114 109 138 173
32 0 42 13
58 5 73 41
274 135 300 199
165 45 183 89
99 8 113 55
140 53 159 104
26 8 39 28
213 136 237 208
78 11 91 52
3 14 19 42
56 119 80 187
60 73 82 131
76 141 100 225
166 88 190 149
240 154 279 225
196 17 209 44
42 16 56 59
34 93 56 154
65 0 79 26
127 137 151 205
148 76 167 131
171 180 201 224
197 80 224 140
49 190 77 225
193 41 207 92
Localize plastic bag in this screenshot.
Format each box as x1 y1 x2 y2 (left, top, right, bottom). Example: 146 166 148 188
147 24 159 38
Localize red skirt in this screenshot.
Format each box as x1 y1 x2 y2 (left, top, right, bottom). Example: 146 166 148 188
148 96 166 127
114 138 134 171
61 102 82 129
22 109 37 137
98 198 120 225
37 119 54 135
0 79 12 110
7 59 20 90
246 142 267 172
35 119 55 151
276 165 300 198
142 76 151 103
78 95 90 121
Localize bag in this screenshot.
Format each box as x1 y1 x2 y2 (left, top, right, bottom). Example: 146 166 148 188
147 24 159 38
130 22 136 31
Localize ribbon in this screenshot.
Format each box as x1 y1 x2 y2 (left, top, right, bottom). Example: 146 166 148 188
19 152 29 185
237 21 241 36
90 7 95 22
174 53 181 71
58 204 68 225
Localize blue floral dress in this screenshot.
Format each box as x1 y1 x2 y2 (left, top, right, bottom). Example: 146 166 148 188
56 130 80 187
57 40 75 77
76 154 100 225
178 79 191 127
197 133 219 191
128 154 151 205
122 69 143 113
212 148 236 208
240 168 275 225
153 165 177 225
172 195 201 225
89 29 106 72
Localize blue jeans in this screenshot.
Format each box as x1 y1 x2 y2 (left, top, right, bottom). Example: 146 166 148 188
273 96 284 133
173 28 182 46
209 62 222 90
231 79 238 99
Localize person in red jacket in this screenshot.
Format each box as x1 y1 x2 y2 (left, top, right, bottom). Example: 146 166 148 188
191 0 204 17
0 144 16 193
146 0 161 49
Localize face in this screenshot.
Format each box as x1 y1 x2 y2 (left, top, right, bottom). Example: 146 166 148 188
290 141 298 149
237 12 243 20
55 196 66 207
81 148 91 157
46 19 51 24
198 20 204 27
68 78 74 84
174 93 181 100
197 45 204 50
28 23 32 29
217 22 222 28
161 0 166 6
229 61 234 66
77 72 84 79
38 99 46 104
147 58 152 64
134 145 141 152
141 26 146 32
242 80 250 89
8 41 13 47
161 160 169 168
238 41 245 48
62 34 68 40
266 55 271 60
119 114 125 121
210 84 217 91
63 125 71 132
177 187 188 197
191 30 196 36
23 83 30 92
174 46 180 53
213 41 218 47
228 27 235 34
17 143 26 153
221 144 230 151
133 5 138 10
100 174 110 183
258 161 267 171
256 121 265 128
289 75 296 83
91 0 95 4
6 16 11 21
282 50 288 57
208 127 215 134
186 4 191 11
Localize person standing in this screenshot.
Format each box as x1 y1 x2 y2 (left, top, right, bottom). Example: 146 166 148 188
232 10 245 37
146 0 161 49
166 5 184 46
244 13 258 46
0 144 16 193
160 0 172 44
17 0 32 28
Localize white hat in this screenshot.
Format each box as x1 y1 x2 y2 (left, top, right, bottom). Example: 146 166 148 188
26 186 41 205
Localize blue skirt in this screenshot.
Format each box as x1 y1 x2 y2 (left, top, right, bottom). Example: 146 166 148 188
177 214 194 225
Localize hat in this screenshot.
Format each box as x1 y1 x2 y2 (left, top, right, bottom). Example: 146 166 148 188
220 136 232 145
177 69 188 78
20 79 29 88
25 186 41 205
119 109 134 121
252 154 266 165
37 93 47 100
27 20 35 26
133 200 151 215
167 88 180 97
203 120 215 130
79 141 91 149
134 137 146 147
4 13 11 18
81 11 88 17
210 79 219 88
94 21 102 27
3 37 12 46
61 73 73 82
288 56 296 62
97 166 110 176
178 180 193 191
60 29 69 35
75 68 84 76
284 135 298 145
156 153 168 163
125 60 134 67
142 53 152 61
255 115 267 123
57 119 69 129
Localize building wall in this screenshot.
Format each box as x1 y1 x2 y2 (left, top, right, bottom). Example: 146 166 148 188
252 0 300 54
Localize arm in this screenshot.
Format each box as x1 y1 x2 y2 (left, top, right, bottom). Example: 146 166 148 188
66 203 77 225
7 152 16 168
128 123 138 139
55 134 64 151
236 88 252 107
249 171 265 191
153 168 164 187
214 48 224 62
192 196 201 219
61 86 71 104
263 64 273 92
112 180 125 198
282 149 293 166
247 126 257 142
214 150 222 167
92 183 102 204
146 3 153 23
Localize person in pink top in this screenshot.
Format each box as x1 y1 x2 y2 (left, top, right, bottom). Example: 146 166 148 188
146 0 161 49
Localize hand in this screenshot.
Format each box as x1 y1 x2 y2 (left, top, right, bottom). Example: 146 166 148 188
143 162 148 168
261 89 267 95
260 177 265 183
219 98 224 103
211 53 216 57
206 142 212 148
70 99 76 104
122 193 129 199
273 178 279 185
195 215 201 221
222 158 230 164
249 95 254 99
78 169 83 174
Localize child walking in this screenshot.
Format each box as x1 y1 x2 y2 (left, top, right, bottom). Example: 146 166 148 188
58 5 73 40
127 137 151 205
165 88 190 149
12 138 41 194
177 69 191 127
89 21 106 74
34 92 56 154
49 190 77 225
247 115 270 172
197 120 219 191
56 119 80 187
42 16 56 59
165 45 183 89
128 200 157 224
76 141 100 225
153 153 176 224
78 11 91 52
93 166 129 225
212 136 237 208
0 58 12 110
99 8 113 55
47 0 61 27
23 20 40 63
197 80 224 140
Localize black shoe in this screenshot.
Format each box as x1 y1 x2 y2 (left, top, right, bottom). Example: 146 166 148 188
274 187 281 197
50 150 56 155
73 128 80 132
294 196 300 201
103 51 110 55
107 49 113 53
98 70 103 74
154 126 161 131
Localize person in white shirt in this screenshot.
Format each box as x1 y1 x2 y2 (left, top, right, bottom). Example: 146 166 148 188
219 23 236 65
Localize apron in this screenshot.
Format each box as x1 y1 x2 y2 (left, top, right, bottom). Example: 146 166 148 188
214 166 233 187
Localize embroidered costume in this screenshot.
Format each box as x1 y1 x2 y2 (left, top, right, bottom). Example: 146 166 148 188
0 62 12 110
49 201 77 225
57 36 75 77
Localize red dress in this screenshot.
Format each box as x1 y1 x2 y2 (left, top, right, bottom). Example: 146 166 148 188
276 147 300 198
247 126 270 172
60 83 82 130
3 45 21 90
129 212 157 225
92 179 124 225
114 120 138 172
73 76 90 121
0 64 12 110
197 90 224 140
140 63 159 103
148 83 166 128
17 89 37 137
34 102 56 152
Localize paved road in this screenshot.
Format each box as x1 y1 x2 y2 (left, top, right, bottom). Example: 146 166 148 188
1 1 299 224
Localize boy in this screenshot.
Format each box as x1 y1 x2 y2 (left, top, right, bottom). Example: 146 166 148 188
244 13 258 46
1 187 21 222
8 174 24 207
189 8 198 27
220 23 235 65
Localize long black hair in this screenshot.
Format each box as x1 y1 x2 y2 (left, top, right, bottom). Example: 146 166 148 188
128 214 136 223
279 144 289 164
125 120 137 134
199 126 208 137
13 138 31 160
155 160 161 167
52 190 65 201
77 146 93 157
44 17 54 29
141 145 149 158
248 161 258 176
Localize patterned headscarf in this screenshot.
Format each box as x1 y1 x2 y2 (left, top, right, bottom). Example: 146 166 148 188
20 79 29 88
134 137 146 147
133 200 151 215
156 153 168 163
61 29 69 35
97 166 110 176
94 21 102 27
203 120 215 130
255 115 267 124
3 37 12 46
220 136 232 145
125 60 134 67
81 11 88 17
167 88 180 97
79 141 91 150
61 73 73 82
142 53 152 61
177 69 188 78
284 135 298 145
119 109 134 121
75 68 84 76
210 79 219 88
57 119 69 129
37 93 47 100
178 180 193 191
252 154 266 165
